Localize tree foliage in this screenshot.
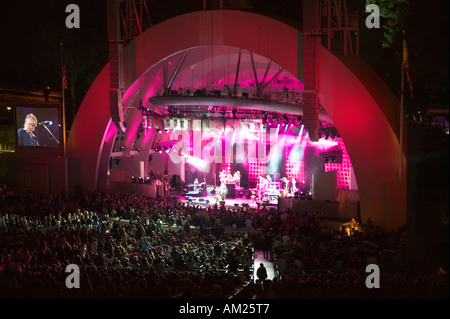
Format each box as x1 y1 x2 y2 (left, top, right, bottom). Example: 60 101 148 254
365 0 410 48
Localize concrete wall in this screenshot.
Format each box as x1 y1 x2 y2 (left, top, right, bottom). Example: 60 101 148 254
0 152 67 195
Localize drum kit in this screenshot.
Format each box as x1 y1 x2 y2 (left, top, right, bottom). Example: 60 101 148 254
186 170 299 204
215 170 242 200
257 175 282 203
256 175 300 203
219 170 241 186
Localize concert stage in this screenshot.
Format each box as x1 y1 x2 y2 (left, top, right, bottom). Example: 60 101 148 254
178 192 358 220
181 193 264 210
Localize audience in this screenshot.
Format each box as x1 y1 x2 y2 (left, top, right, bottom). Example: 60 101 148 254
0 184 447 299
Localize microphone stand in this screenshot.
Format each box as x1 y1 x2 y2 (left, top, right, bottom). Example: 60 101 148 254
42 123 60 144
31 133 39 146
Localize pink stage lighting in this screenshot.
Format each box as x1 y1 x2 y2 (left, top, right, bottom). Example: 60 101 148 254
184 155 211 173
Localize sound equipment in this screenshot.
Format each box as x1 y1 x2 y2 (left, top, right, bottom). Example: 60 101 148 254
226 183 235 198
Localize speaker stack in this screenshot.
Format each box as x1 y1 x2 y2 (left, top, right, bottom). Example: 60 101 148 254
226 184 235 199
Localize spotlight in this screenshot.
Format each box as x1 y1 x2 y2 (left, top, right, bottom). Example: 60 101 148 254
138 177 144 184
131 176 136 183
145 177 151 184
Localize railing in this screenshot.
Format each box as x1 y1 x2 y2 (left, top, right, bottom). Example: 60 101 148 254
164 84 304 106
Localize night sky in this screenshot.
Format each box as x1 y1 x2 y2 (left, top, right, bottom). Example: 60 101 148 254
0 0 448 125
0 0 107 91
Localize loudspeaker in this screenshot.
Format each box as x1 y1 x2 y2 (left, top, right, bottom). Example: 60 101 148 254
226 183 235 198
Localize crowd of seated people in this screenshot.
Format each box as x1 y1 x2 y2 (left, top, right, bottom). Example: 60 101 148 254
0 184 448 299
0 185 258 298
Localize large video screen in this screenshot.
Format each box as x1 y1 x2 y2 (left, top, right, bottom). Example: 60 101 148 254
15 105 62 149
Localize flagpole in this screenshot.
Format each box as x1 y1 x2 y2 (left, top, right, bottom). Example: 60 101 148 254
60 43 67 158
398 34 405 183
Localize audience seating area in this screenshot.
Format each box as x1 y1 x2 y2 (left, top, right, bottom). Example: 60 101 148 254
0 185 448 299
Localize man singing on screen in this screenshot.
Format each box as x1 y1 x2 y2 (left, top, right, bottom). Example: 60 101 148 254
18 113 39 146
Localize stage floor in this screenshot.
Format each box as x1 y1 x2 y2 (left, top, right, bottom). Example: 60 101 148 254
180 192 280 211
171 189 357 230
178 193 347 231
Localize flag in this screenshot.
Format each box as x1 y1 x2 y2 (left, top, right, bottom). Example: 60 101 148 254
62 64 68 90
402 39 413 97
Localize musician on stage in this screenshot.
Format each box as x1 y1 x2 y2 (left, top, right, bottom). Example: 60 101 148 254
281 177 289 197
18 113 39 146
258 175 268 191
289 177 298 196
219 170 227 187
219 183 227 200
233 171 241 187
